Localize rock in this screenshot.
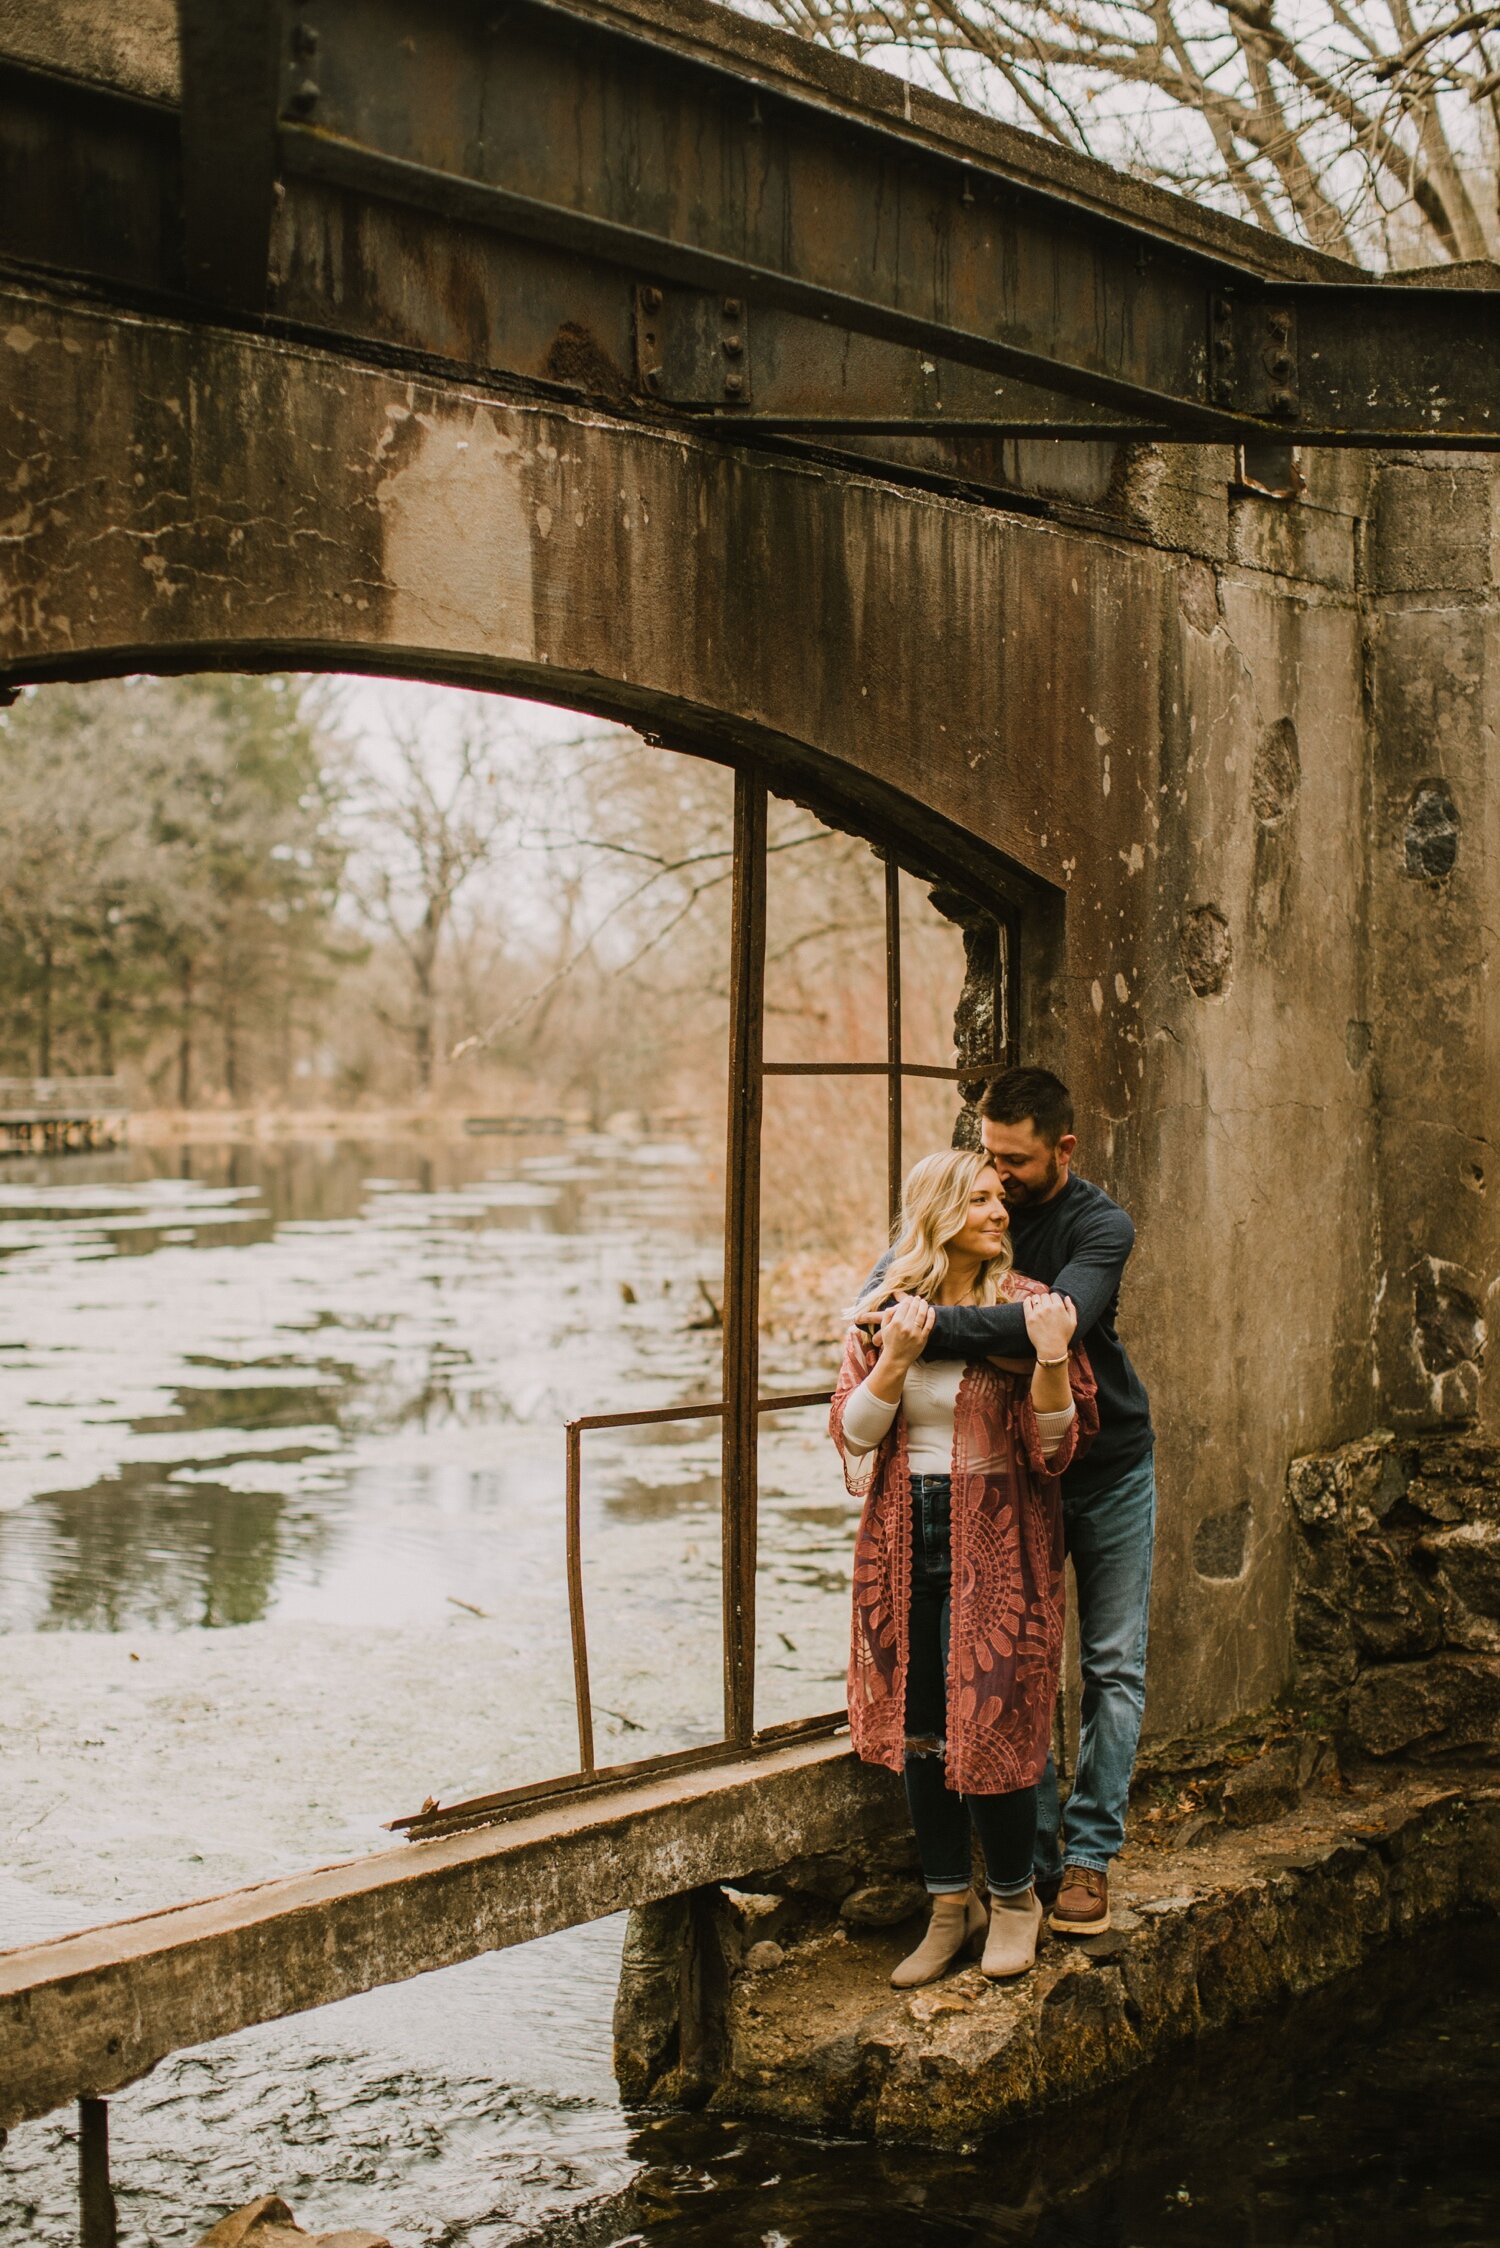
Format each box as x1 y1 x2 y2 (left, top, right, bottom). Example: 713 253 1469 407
839 1878 928 1927
743 1852 859 1902
1420 1522 1500 1647
193 2197 389 2248
1220 1737 1332 1828
1347 1536 1445 1660
719 1887 795 1950
744 1940 785 1972
1345 1653 1500 1761
1287 1430 1408 1532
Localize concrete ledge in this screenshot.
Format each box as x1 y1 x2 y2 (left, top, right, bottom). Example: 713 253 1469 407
0 1734 903 2131
694 1771 1500 2145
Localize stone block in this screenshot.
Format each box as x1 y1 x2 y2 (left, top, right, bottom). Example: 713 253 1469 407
1345 1653 1500 1761
1421 1522 1500 1649
1370 464 1494 593
1220 1737 1333 1827
1287 1431 1407 1532
839 1878 928 1928
744 1852 859 1902
1347 1535 1446 1660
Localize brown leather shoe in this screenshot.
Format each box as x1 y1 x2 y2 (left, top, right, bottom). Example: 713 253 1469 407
1047 1863 1110 1935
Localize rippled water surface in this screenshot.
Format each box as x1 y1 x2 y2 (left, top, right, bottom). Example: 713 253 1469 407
3 1138 1496 2245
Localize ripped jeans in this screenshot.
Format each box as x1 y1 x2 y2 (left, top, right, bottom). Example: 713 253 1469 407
903 1473 1037 1898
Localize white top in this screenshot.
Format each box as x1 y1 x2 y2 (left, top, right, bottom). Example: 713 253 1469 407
842 1355 1075 1472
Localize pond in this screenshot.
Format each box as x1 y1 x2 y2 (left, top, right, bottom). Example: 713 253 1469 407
3 1135 1495 2245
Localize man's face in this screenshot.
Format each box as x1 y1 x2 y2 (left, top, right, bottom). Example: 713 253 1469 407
978 1116 1075 1207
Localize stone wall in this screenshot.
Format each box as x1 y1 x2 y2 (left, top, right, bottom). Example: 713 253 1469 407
1289 1430 1500 1761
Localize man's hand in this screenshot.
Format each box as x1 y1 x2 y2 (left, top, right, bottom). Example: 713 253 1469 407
1022 1290 1077 1363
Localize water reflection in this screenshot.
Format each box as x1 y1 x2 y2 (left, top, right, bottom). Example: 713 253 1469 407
6 1469 319 1633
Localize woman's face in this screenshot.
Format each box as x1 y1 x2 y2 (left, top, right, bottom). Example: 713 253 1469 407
947 1165 1010 1262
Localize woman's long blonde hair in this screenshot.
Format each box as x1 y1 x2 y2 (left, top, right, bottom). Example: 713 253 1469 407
853 1147 1014 1320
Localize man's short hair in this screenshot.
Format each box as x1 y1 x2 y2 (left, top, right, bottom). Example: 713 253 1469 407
978 1066 1074 1145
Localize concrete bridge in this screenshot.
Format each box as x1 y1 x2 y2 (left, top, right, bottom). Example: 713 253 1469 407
3 1 1499 2238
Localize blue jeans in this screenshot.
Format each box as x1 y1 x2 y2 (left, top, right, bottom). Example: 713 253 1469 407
1035 1447 1157 1881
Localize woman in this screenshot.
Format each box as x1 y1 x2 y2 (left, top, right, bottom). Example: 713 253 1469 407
831 1148 1097 1987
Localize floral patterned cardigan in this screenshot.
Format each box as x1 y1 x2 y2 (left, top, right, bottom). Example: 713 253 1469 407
829 1274 1098 1796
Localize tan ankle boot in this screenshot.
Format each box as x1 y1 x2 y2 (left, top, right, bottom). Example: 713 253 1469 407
980 1886 1042 1979
890 1889 988 1989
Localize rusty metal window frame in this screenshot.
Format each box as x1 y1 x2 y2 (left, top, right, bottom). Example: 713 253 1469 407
395 768 1020 1839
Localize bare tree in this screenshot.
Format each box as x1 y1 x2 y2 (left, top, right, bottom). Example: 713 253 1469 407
352 714 516 1093
748 0 1500 264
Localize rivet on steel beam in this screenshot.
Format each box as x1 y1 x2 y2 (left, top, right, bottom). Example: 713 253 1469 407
723 297 743 319
289 77 320 113
292 23 319 57
1269 388 1296 418
641 285 663 313
724 372 745 397
723 334 744 357
1269 350 1292 379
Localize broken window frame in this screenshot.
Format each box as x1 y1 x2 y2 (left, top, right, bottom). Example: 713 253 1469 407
396 766 1019 1836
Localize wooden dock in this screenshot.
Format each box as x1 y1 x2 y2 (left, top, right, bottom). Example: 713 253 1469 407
0 1076 129 1155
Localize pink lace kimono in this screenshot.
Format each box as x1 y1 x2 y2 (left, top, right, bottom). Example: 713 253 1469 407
830 1275 1098 1795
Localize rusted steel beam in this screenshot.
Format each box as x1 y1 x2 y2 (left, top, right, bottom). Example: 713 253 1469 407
6 7 1500 445
885 858 903 1232
0 1733 899 2133
267 0 1500 444
721 771 768 1745
562 1420 597 1776
176 0 284 311
78 2097 118 2248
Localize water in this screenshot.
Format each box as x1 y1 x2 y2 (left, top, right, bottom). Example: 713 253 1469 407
2 1138 1496 2244
0 1133 844 1923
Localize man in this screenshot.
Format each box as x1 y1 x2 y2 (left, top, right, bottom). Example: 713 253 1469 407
893 1065 1155 1937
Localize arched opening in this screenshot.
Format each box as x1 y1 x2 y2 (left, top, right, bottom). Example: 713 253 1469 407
0 660 1034 1927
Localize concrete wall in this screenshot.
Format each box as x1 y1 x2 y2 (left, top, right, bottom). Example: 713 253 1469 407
3 273 1497 1742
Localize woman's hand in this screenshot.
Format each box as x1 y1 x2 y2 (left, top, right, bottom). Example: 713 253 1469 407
1022 1290 1076 1364
874 1293 935 1376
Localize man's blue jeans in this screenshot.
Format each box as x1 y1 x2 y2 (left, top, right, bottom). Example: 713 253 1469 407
1035 1446 1157 1880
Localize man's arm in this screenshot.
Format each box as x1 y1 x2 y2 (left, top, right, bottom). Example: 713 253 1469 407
924 1201 1136 1359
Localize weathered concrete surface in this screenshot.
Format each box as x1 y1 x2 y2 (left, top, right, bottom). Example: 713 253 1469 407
1290 1429 1500 1759
1364 463 1500 1432
3 269 1463 1748
0 1734 904 2131
616 1770 1499 2145
193 2195 389 2248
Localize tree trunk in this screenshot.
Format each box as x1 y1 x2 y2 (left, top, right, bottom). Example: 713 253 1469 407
177 957 193 1109
223 1000 240 1103
37 938 53 1077
413 979 434 1093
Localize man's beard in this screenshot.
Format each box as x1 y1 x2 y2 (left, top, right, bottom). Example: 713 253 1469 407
1002 1153 1060 1207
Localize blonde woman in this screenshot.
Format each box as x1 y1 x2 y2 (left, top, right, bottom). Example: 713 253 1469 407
830 1149 1097 1986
